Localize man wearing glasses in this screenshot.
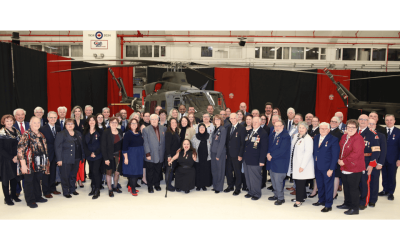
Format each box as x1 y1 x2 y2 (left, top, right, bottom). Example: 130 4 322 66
357 114 380 210
329 116 344 140
335 112 346 132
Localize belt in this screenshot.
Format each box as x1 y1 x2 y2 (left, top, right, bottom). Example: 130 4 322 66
364 153 372 157
180 165 193 169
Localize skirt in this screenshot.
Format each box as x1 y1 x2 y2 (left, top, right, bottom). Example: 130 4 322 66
175 166 195 191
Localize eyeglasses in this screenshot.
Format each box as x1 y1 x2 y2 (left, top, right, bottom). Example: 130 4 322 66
330 121 338 123
110 122 118 124
261 118 266 120
131 123 137 125
66 123 74 126
347 126 357 129
358 119 368 121
48 117 57 119
368 123 376 126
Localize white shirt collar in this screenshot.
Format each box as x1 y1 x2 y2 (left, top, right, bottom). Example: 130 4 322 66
360 127 367 134
49 124 55 130
387 126 394 130
252 127 260 134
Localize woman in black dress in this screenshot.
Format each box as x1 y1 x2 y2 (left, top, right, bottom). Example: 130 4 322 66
190 123 212 191
168 139 197 193
165 118 180 191
0 115 22 205
71 105 85 188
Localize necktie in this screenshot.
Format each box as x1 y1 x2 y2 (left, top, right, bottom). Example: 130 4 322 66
388 128 391 136
319 137 323 147
230 126 235 136
52 126 56 138
359 130 362 135
288 120 292 131
20 122 25 134
60 120 64 130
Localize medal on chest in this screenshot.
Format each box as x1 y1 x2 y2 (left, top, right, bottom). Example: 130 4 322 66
95 134 98 140
253 135 260 149
276 139 279 145
325 141 328 147
236 132 238 138
393 134 396 140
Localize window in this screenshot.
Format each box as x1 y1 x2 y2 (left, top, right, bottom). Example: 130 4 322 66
320 48 326 60
357 48 371 61
305 47 319 60
343 48 356 60
388 49 400 61
335 48 342 60
154 45 159 57
262 47 275 59
71 45 83 57
201 46 212 57
140 45 152 57
276 47 289 59
126 45 138 57
44 46 69 56
31 45 42 51
291 47 304 59
372 48 386 61
174 98 181 109
161 100 166 109
255 47 260 58
161 46 166 57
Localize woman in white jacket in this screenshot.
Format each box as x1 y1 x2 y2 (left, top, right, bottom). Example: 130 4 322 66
288 122 315 207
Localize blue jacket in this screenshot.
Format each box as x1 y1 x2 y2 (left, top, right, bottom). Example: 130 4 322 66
13 121 30 134
386 127 400 164
267 129 290 173
243 127 268 166
210 126 227 159
359 128 380 168
39 124 61 162
375 130 387 166
313 133 340 171
82 129 103 161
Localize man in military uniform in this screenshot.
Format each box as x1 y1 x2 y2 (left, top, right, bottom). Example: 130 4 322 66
330 116 344 140
367 118 387 207
357 114 380 210
369 111 387 137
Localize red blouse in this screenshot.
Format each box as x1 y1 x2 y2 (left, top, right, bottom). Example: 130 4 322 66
339 133 365 173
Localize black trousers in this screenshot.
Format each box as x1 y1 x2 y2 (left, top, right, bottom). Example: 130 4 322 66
294 179 307 202
129 177 139 192
60 160 80 196
241 173 247 189
88 159 102 189
23 171 43 204
2 178 17 201
226 156 242 191
145 161 162 188
261 167 267 187
342 172 362 210
42 158 57 195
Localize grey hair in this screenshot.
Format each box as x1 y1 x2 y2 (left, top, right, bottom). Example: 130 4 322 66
272 115 281 121
34 106 44 113
85 105 93 111
13 108 26 116
287 107 295 114
57 106 67 113
129 112 141 120
298 121 309 130
150 114 159 120
319 122 330 129
230 113 238 118
332 116 340 123
335 111 343 117
47 111 57 118
385 114 395 119
252 109 260 114
102 107 110 113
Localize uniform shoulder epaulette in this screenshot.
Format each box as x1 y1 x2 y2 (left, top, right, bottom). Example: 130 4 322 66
371 129 377 135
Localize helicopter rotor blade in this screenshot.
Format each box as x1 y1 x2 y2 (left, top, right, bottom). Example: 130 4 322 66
183 66 216 81
343 74 400 81
51 62 158 73
49 59 172 64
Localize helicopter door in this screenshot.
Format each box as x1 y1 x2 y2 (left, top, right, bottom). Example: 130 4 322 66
173 97 181 109
150 101 157 114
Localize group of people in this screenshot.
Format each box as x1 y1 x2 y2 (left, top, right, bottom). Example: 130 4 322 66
0 102 398 216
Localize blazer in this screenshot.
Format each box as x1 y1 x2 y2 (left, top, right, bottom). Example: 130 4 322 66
39 124 61 162
74 119 85 135
165 130 181 161
330 127 344 140
243 127 269 166
385 127 400 163
82 129 103 161
284 119 295 131
267 130 291 173
40 118 49 127
308 127 320 138
54 130 85 164
359 128 380 168
55 119 66 130
288 133 315 179
210 126 227 159
143 125 166 163
13 121 30 134
191 135 212 162
313 133 340 171
185 127 196 141
376 125 387 138
338 123 347 132
338 134 365 173
101 128 123 162
288 124 299 138
226 123 246 158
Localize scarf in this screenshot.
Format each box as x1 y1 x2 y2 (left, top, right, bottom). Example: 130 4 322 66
0 127 21 141
196 123 209 141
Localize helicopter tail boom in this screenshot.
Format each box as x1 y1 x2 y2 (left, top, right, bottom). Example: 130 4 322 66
323 68 359 107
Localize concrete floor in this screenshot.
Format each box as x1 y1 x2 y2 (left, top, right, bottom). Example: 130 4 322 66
1 173 399 220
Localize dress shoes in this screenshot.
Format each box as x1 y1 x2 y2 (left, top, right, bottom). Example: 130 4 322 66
16 193 20 197
336 204 350 209
215 191 220 194
388 194 394 200
72 191 79 195
334 194 338 199
202 187 207 191
52 191 61 195
148 188 154 193
92 189 100 199
196 187 201 191
291 199 296 202
286 187 295 191
378 191 388 196
113 188 122 193
64 194 72 198
185 190 190 194
245 194 253 198
27 202 38 208
176 188 182 192
136 183 141 188
211 188 215 191
44 194 53 199
312 202 325 206
251 196 260 201
368 202 376 207
117 183 122 189
274 200 285 205
4 199 14 206
233 190 241 196
321 207 332 212
268 196 278 201
294 202 302 207
267 179 271 182
308 192 318 198
242 187 249 191
36 197 48 203
12 197 21 202
344 209 359 215
167 187 176 192
267 186 274 191
290 190 296 195
154 186 162 191
109 190 114 197
224 187 234 193
359 205 367 210
89 188 95 196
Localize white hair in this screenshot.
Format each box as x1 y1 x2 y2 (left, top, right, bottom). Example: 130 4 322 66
252 109 260 114
85 105 93 111
287 107 295 114
253 116 261 122
102 107 110 113
129 112 140 120
13 108 26 116
332 116 340 123
34 106 44 113
319 122 330 129
272 115 281 121
335 111 343 116
47 111 57 117
150 114 159 120
57 106 67 113
298 121 308 130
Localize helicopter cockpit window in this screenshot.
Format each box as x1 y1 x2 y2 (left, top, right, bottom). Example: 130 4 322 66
183 93 210 111
209 93 226 110
161 100 166 109
174 99 181 109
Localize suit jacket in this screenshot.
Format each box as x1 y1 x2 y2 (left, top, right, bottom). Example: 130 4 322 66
267 130 290 173
210 126 227 159
82 129 103 161
376 124 387 138
243 127 269 166
284 119 294 131
39 124 61 162
55 119 66 130
313 133 340 171
226 123 246 158
260 124 270 136
359 128 380 168
143 125 166 163
13 121 30 134
330 127 344 140
338 123 347 132
308 127 320 138
74 119 85 135
54 130 85 164
385 127 400 164
101 128 123 162
40 118 49 127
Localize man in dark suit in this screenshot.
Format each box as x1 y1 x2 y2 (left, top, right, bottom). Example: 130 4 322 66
224 113 246 195
242 117 268 201
34 106 48 127
120 109 128 129
308 117 320 138
335 112 347 132
55 106 67 131
84 105 94 120
313 122 340 213
368 118 387 207
284 107 295 132
369 111 387 137
39 111 61 198
264 102 273 126
102 107 111 128
330 116 344 140
188 106 201 124
239 102 250 116
178 104 188 121
305 113 314 129
220 110 230 129
379 114 400 200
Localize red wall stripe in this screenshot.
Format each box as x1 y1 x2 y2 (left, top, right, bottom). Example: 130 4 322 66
107 67 134 118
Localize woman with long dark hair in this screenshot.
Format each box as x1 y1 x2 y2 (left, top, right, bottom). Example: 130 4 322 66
179 116 196 143
191 123 212 191
165 118 180 191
